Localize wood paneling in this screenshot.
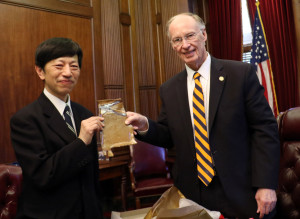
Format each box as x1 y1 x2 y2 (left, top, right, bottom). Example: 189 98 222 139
100 0 138 111
101 0 123 86
133 0 157 118
134 0 156 87
161 0 187 81
0 0 93 17
139 89 158 120
0 2 96 163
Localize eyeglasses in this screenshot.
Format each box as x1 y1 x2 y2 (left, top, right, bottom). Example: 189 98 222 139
171 31 202 47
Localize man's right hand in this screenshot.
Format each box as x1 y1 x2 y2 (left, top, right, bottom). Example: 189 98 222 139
125 111 148 135
78 116 104 145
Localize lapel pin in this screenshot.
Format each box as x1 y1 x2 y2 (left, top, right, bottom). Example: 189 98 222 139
219 76 224 81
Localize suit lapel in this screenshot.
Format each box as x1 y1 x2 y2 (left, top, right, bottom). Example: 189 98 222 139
175 70 195 148
209 57 226 134
38 93 77 143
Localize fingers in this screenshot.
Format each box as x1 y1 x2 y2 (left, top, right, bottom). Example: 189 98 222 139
82 116 104 131
255 188 277 218
125 111 137 125
78 116 104 145
125 111 148 132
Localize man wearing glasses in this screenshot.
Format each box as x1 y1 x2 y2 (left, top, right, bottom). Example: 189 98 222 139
126 13 279 219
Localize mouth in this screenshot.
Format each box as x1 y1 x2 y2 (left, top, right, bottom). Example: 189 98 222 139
59 80 74 85
183 49 195 57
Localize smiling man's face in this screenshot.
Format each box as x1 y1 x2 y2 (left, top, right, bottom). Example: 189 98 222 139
169 15 208 71
35 55 80 102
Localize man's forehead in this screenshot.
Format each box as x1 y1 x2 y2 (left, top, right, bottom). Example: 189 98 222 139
52 55 78 62
169 16 198 34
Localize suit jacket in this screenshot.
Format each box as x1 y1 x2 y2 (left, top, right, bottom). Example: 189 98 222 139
138 57 280 218
10 93 103 219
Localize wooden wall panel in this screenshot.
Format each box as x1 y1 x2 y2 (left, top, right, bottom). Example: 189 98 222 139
0 2 96 163
160 0 187 80
99 0 138 112
0 0 93 17
60 0 91 7
133 0 157 119
101 0 123 86
119 0 138 112
134 0 156 87
139 89 158 120
104 89 126 103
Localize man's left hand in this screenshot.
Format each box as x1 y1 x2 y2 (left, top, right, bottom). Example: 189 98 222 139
255 188 277 219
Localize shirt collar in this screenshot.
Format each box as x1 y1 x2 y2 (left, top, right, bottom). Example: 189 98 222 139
186 53 211 82
43 88 71 116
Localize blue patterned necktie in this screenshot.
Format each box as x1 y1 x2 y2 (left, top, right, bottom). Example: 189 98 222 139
193 72 215 186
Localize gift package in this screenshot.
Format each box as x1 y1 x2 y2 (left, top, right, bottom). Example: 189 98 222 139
111 186 222 219
98 98 136 157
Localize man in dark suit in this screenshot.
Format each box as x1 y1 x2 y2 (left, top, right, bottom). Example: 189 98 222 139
10 38 104 219
125 13 280 218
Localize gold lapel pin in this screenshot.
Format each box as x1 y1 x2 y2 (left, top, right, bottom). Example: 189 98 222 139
219 76 224 81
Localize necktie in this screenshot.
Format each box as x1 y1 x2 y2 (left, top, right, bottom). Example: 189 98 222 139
63 105 76 135
193 72 214 186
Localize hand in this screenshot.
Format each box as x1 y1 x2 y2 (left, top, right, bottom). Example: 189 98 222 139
78 116 104 145
255 188 277 219
125 111 148 134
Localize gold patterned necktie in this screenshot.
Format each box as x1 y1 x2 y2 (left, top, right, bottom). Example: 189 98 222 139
193 72 215 186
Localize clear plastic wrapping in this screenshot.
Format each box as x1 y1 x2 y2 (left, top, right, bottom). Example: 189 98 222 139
98 98 136 156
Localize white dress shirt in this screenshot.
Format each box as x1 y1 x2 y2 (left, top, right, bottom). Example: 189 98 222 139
43 88 77 135
186 53 211 133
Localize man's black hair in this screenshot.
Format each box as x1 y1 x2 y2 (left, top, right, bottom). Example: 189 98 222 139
35 37 83 69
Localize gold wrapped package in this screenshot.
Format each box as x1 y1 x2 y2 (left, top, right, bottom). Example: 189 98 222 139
145 186 214 219
98 99 136 156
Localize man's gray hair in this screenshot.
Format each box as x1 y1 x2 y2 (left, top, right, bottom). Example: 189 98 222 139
166 12 206 39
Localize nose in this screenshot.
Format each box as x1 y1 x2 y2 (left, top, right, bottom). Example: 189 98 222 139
181 38 191 48
62 65 72 76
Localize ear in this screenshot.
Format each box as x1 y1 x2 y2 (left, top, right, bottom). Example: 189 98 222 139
201 29 207 41
35 66 45 80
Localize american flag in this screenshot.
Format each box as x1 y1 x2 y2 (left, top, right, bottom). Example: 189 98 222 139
250 3 278 117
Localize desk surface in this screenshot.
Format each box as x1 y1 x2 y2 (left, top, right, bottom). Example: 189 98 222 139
99 160 127 170
99 160 127 181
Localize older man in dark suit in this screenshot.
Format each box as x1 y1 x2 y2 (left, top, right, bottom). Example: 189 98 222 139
125 13 280 219
10 38 104 219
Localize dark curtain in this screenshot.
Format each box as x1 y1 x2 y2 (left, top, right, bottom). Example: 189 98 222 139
247 0 299 112
208 0 242 61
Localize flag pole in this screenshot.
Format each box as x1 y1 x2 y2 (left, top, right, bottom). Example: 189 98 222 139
255 1 279 116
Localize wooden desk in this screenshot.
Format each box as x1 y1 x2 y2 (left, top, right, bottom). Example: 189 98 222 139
99 160 128 210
